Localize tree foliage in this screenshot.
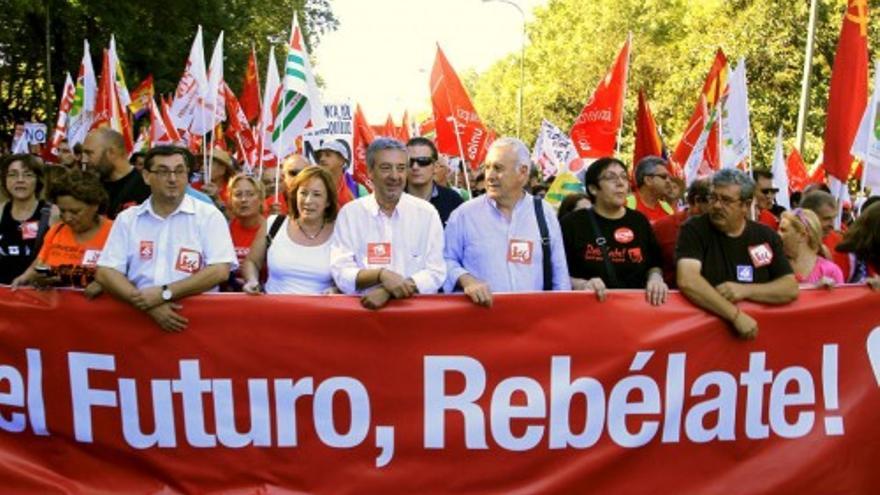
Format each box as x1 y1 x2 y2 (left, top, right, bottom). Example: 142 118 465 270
0 0 338 140
468 0 880 166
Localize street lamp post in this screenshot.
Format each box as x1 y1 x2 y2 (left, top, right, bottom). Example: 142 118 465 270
483 0 525 140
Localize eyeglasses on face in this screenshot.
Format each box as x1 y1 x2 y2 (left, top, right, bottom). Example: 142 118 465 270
598 173 628 183
760 188 780 195
409 156 434 168
707 193 741 206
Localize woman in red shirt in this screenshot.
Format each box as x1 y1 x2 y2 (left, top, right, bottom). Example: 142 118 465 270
226 173 266 290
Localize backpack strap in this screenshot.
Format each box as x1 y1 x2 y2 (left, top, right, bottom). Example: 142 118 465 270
533 197 552 291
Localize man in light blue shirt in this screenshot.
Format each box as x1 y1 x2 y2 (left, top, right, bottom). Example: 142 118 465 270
444 137 571 306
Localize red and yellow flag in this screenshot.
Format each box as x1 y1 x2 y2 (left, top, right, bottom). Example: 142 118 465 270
671 49 728 170
822 0 869 182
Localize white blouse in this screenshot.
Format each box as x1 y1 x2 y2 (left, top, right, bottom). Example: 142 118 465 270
264 215 334 294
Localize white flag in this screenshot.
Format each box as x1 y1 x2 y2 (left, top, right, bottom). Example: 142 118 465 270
720 58 751 169
851 60 880 193
108 34 131 108
684 102 717 186
531 119 579 180
770 128 790 209
67 39 97 146
170 26 209 133
259 46 281 165
192 31 226 135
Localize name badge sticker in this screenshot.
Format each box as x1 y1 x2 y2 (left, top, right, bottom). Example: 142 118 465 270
737 265 754 283
367 242 392 265
748 243 774 267
507 239 534 265
175 248 202 274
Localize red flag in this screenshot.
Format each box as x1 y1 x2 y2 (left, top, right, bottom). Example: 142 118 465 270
47 73 76 161
399 111 411 142
352 104 376 190
150 97 181 146
671 49 728 169
822 0 869 182
222 82 259 169
430 45 491 169
91 48 134 153
787 148 809 192
810 162 826 184
419 116 435 137
240 47 261 123
632 89 665 166
570 35 631 158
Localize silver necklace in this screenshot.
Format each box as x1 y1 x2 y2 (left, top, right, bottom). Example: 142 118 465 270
296 218 325 240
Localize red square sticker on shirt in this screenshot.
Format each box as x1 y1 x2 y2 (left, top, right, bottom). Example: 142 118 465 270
748 243 774 267
81 249 101 267
21 221 39 240
367 243 392 265
175 248 202 274
139 241 154 260
507 239 534 265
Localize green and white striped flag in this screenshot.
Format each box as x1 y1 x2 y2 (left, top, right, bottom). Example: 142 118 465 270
271 12 326 159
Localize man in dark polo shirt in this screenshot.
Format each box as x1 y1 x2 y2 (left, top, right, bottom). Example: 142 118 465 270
406 137 463 226
676 169 798 340
82 128 150 219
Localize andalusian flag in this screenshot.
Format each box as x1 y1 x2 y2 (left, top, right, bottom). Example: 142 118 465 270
271 12 326 159
545 171 585 209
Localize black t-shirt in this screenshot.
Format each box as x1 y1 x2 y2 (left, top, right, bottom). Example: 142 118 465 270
430 184 465 227
561 208 662 289
675 214 793 286
0 200 45 284
104 168 150 219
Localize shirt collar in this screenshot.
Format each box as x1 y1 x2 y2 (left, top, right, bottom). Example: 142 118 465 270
137 194 196 219
364 193 404 219
486 191 530 214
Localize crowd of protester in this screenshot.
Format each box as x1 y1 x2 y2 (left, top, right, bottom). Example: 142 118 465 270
3 129 878 337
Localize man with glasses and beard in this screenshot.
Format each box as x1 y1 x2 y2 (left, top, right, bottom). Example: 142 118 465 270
676 169 798 340
627 155 675 223
405 137 463 226
96 146 236 332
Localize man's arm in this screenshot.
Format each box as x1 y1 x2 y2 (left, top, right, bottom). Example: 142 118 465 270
716 275 799 305
408 210 447 294
165 263 231 300
677 259 758 339
95 266 139 304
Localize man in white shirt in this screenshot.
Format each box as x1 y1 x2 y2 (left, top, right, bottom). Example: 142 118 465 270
331 137 446 309
96 145 237 332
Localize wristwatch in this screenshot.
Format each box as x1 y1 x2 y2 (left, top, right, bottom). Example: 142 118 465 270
161 284 173 302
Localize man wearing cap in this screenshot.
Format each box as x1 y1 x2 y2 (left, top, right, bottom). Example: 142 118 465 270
405 137 463 226
97 145 237 332
316 139 356 209
330 137 446 310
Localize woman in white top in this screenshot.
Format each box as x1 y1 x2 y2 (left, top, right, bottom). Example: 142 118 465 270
242 166 339 294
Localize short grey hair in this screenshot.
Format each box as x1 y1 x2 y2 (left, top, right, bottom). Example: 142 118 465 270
711 169 755 202
800 190 837 212
635 155 667 187
366 137 407 169
489 137 533 172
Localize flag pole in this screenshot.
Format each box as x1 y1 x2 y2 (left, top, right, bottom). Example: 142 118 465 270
448 116 472 196
795 0 819 152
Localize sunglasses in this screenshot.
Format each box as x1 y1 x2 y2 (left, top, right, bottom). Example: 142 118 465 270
409 157 434 167
761 188 780 195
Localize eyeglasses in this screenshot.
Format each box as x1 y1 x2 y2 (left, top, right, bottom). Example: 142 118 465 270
598 173 628 183
150 168 188 179
6 172 37 181
760 188 780 195
286 169 300 177
707 193 741 207
409 156 434 168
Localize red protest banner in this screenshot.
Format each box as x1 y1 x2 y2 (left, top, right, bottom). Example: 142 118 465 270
1 287 879 494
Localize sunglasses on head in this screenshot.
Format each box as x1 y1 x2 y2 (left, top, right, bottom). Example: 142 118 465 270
409 157 434 167
761 188 780 195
